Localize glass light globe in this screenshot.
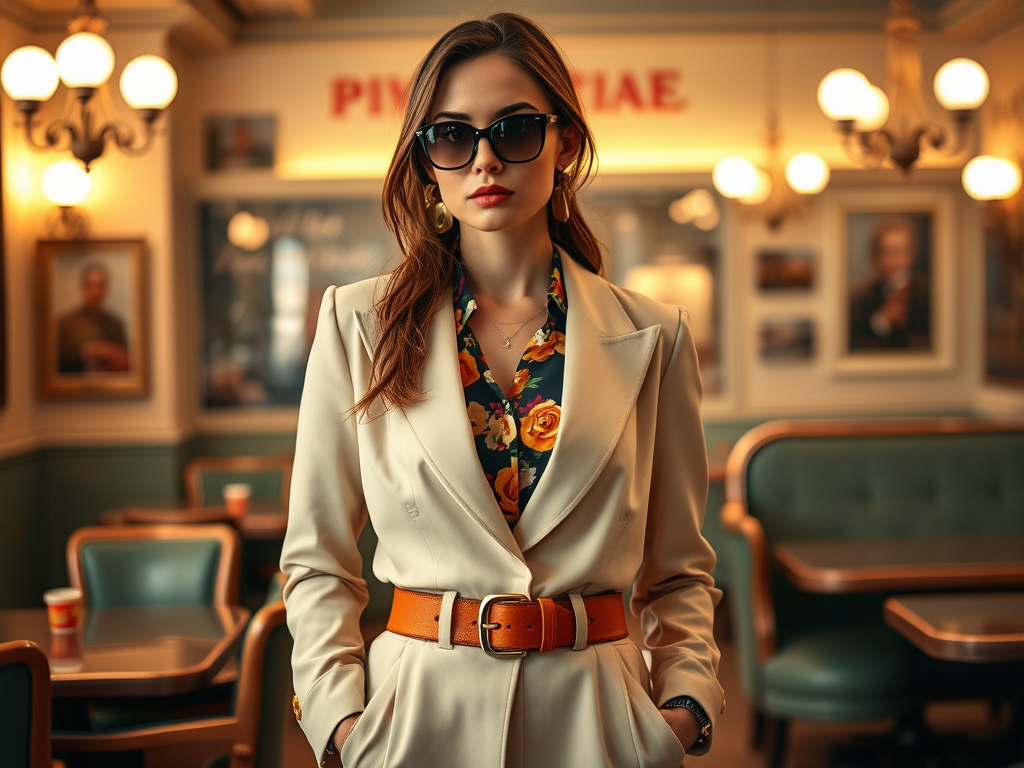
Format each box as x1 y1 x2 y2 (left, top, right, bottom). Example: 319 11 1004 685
42 160 91 206
786 153 831 194
817 68 871 121
738 169 772 205
962 156 1022 201
713 157 759 199
854 85 889 132
228 211 271 251
934 58 989 111
120 55 178 110
1 46 59 101
55 32 114 89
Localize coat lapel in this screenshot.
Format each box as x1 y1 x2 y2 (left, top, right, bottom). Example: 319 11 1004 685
354 306 525 561
513 255 661 552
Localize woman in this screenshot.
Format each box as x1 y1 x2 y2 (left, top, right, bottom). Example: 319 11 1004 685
281 13 722 768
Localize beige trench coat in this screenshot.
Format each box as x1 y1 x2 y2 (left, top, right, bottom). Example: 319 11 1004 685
281 251 723 768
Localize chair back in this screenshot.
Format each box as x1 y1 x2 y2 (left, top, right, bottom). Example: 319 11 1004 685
184 455 293 509
0 640 52 768
233 600 293 768
67 524 241 608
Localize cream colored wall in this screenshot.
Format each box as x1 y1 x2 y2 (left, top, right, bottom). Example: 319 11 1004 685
0 23 185 458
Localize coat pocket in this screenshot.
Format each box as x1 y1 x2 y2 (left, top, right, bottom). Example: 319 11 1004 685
609 640 686 768
340 632 408 768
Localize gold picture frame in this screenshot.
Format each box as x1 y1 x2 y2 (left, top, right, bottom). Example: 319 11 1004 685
36 239 149 399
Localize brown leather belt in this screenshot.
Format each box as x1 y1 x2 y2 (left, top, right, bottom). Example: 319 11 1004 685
386 587 628 658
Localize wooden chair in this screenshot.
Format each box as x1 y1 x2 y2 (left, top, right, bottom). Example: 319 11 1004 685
184 454 293 510
67 524 241 608
119 506 235 526
0 640 59 768
53 600 293 768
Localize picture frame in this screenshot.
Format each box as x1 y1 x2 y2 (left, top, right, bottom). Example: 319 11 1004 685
823 188 956 377
758 318 814 361
36 239 149 399
205 115 276 171
984 199 1024 387
756 247 815 291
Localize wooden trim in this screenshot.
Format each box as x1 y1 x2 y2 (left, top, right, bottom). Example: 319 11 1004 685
184 453 293 509
884 595 1024 663
720 501 776 663
119 507 235 526
67 524 242 607
52 601 287 757
0 640 52 768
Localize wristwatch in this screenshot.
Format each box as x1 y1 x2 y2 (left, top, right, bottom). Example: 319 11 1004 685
661 695 712 755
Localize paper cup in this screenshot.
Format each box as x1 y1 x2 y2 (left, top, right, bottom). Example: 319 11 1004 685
223 483 252 517
50 631 84 673
44 587 81 634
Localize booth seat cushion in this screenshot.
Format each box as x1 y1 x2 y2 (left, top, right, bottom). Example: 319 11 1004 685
762 627 922 720
0 662 32 767
82 540 221 607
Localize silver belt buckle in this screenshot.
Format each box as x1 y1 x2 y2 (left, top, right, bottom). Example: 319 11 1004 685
478 593 530 658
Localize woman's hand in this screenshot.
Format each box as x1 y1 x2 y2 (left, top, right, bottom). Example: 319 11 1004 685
331 713 361 759
659 707 699 751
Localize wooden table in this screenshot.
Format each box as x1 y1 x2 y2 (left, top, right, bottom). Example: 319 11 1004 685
884 592 1024 663
99 499 288 540
0 605 249 698
773 535 1024 593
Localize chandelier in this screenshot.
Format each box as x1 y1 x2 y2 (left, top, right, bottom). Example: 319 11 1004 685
712 0 830 230
0 0 177 172
817 0 988 174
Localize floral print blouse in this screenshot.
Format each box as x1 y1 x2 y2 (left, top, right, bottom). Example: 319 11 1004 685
454 250 567 530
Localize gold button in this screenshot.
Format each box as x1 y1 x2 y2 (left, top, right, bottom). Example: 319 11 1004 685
721 696 727 714
292 694 302 721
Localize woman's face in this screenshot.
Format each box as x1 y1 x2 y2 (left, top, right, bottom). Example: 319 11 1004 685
422 52 578 236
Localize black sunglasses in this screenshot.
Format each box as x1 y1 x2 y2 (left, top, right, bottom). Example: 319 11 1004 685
416 113 560 171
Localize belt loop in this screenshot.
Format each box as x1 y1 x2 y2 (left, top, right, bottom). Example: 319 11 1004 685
569 593 588 651
438 590 458 650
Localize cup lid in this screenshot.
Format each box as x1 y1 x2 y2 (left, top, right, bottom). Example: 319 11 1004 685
223 483 252 496
44 587 82 604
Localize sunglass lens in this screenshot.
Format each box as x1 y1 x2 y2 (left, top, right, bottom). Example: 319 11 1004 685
493 116 544 162
425 122 474 169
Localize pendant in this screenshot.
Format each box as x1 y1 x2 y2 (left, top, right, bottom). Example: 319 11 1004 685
503 339 511 349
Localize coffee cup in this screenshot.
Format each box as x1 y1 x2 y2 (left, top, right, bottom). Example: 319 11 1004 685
223 483 252 517
44 587 82 634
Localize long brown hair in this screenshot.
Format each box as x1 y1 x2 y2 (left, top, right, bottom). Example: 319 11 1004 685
355 12 602 416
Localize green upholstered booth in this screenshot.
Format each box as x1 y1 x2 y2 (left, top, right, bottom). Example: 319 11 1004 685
67 524 241 608
54 599 293 768
0 640 54 768
721 419 1024 767
184 454 292 509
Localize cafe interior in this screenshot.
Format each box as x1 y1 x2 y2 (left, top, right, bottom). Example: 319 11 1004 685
0 0 1023 766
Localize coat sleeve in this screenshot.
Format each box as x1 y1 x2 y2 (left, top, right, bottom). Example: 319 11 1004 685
630 307 724 743
281 286 369 763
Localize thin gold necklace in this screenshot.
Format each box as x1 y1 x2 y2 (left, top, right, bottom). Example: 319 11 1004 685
478 306 545 349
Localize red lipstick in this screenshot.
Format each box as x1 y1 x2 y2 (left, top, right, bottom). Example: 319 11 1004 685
469 184 514 208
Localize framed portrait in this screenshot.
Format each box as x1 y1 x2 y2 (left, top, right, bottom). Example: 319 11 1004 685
36 240 149 399
824 188 956 377
206 115 275 171
984 200 1024 386
758 319 814 361
756 248 814 291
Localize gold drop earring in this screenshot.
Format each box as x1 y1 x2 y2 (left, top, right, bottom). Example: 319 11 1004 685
551 171 572 223
424 184 454 234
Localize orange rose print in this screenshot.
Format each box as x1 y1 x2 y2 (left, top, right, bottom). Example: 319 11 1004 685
521 399 560 452
523 331 565 363
506 368 530 399
459 349 480 387
495 458 520 518
467 402 488 436
485 411 516 450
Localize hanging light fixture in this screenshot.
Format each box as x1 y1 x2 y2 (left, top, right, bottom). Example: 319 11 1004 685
42 160 91 239
713 0 830 230
0 0 177 172
817 0 987 174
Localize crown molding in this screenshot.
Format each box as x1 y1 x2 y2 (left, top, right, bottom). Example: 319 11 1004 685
939 0 1024 41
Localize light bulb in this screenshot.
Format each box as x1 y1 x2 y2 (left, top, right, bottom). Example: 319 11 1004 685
120 55 178 110
962 156 1022 201
738 169 772 205
934 58 989 111
1 46 59 101
786 153 831 194
713 157 759 199
817 68 871 122
43 160 91 206
228 211 271 251
55 32 114 89
854 86 889 132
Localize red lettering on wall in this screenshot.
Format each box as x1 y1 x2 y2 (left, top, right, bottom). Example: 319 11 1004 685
332 77 363 117
650 69 687 111
610 72 643 110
